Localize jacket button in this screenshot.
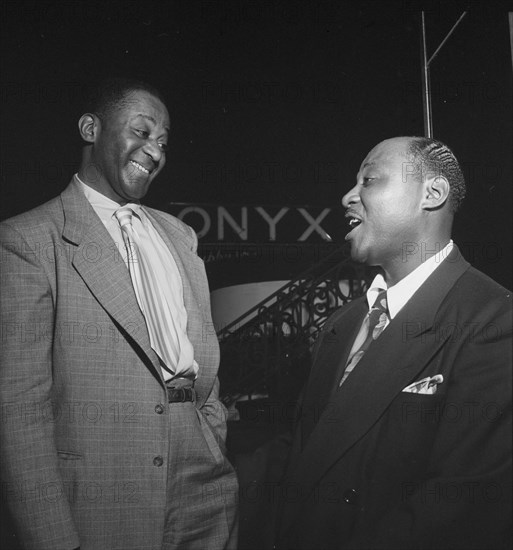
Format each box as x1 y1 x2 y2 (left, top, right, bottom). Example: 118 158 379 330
155 404 165 414
343 488 358 505
153 456 163 467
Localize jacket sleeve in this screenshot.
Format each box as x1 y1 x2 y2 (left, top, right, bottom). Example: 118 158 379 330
0 222 80 550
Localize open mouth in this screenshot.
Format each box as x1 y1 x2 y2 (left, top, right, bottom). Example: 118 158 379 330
347 217 362 230
129 160 151 175
344 212 362 239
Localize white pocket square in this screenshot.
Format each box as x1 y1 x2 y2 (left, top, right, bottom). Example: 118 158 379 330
402 374 444 395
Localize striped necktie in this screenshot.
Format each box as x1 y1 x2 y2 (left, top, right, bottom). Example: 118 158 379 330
115 207 181 376
339 289 389 386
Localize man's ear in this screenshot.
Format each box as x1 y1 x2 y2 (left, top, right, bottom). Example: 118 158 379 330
420 175 450 210
78 113 100 143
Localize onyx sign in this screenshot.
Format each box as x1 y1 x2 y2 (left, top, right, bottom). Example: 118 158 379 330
166 204 336 243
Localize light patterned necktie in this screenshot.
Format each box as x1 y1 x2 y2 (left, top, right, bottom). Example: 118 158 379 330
115 207 181 376
339 289 389 386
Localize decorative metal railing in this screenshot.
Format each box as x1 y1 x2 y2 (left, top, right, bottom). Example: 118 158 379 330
217 244 371 405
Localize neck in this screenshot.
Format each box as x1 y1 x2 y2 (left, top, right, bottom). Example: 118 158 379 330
77 162 102 189
383 237 451 287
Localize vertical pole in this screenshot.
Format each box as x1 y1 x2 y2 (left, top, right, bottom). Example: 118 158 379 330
421 12 433 138
509 13 513 72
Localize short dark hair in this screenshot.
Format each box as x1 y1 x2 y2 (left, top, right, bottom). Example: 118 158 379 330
406 137 466 212
84 77 167 124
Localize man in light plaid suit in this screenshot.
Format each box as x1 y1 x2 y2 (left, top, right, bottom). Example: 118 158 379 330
0 78 238 550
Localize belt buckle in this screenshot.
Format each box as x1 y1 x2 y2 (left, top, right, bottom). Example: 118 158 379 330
177 388 188 402
166 385 193 403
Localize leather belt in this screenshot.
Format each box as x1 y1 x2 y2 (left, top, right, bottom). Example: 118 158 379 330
167 387 195 403
165 378 195 403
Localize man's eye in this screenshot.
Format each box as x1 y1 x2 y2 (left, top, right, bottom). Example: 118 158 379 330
362 177 375 186
158 143 168 152
135 129 149 138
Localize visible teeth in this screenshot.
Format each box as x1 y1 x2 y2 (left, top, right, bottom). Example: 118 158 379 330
349 218 361 228
130 161 149 174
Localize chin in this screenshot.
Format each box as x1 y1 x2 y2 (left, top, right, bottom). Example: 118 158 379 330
349 248 366 264
351 244 377 267
123 184 151 201
121 172 155 198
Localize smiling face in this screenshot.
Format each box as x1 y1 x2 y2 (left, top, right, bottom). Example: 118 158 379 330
342 137 427 280
81 90 170 203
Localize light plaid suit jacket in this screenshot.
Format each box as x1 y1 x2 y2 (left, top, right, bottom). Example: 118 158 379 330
0 181 237 549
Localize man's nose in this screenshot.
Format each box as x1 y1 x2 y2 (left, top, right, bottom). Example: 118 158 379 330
143 140 164 165
341 184 360 208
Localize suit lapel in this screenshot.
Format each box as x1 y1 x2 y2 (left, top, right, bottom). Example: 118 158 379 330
60 182 163 382
283 248 470 524
299 299 367 447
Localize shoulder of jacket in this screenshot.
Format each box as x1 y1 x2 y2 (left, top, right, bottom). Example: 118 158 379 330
454 265 511 302
0 196 64 237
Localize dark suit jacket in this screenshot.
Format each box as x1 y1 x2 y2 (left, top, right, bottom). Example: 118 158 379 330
277 246 512 550
0 181 237 550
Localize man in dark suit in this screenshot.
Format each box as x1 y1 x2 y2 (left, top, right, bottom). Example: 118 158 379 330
0 79 238 550
276 136 512 549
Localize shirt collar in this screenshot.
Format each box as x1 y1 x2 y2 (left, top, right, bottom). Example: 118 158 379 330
366 240 454 318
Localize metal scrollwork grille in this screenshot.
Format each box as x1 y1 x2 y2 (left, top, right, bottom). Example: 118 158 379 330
217 245 371 405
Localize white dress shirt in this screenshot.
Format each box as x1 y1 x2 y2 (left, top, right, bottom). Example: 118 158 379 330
75 175 198 380
347 241 454 358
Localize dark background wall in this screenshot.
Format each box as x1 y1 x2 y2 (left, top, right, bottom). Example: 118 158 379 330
1 0 511 288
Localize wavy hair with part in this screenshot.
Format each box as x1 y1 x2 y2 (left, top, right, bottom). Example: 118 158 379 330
406 137 466 213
